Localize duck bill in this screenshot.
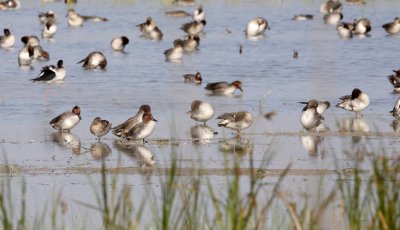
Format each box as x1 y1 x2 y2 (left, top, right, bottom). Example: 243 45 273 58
153 118 158 122
238 87 243 92
298 101 308 104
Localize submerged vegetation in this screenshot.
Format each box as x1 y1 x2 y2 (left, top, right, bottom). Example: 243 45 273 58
0 144 399 230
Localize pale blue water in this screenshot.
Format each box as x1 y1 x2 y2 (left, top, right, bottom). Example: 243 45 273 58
0 0 399 228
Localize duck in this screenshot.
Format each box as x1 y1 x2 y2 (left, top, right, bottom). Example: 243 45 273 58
50 106 81 132
390 97 400 119
320 0 342 14
246 17 269 37
337 22 355 38
41 21 57 38
90 117 112 140
336 88 370 117
187 100 215 124
0 0 20 10
38 10 56 24
173 0 195 6
292 14 313 21
67 9 84 27
180 20 206 36
137 17 157 34
387 72 400 92
54 60 66 81
123 112 157 142
18 45 34 66
112 105 151 137
77 51 107 69
165 10 190 17
146 26 163 40
164 39 183 61
21 36 49 60
217 111 254 136
32 45 50 60
205 80 243 95
67 9 108 27
183 72 202 84
21 35 40 46
110 36 129 52
192 5 204 22
182 35 200 52
300 100 324 130
299 100 330 115
382 17 400 35
354 18 371 35
0 28 15 48
323 12 343 25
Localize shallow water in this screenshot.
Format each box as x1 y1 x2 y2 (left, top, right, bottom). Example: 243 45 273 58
0 0 400 228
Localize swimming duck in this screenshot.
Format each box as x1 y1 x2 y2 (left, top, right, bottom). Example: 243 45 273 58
205 80 243 95
42 21 57 38
320 0 342 14
292 14 314 21
77 51 107 69
0 28 15 48
164 39 183 61
183 72 202 84
18 45 34 66
110 36 129 52
181 20 206 36
382 17 400 35
38 10 56 24
192 5 204 22
246 17 269 37
354 18 371 35
182 34 200 52
323 12 343 25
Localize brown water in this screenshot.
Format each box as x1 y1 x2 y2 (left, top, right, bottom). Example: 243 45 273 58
0 0 400 228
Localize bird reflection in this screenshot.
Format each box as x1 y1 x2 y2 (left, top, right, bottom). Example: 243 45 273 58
190 124 217 144
51 132 81 155
391 119 400 132
218 137 253 155
300 135 323 157
113 140 155 167
90 142 111 160
337 117 369 144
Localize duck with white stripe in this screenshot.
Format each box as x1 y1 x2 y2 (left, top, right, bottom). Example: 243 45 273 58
300 100 325 130
337 88 370 117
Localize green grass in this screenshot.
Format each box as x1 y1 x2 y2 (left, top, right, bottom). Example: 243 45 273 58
0 146 399 229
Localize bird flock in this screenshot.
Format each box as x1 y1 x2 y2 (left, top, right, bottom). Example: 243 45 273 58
1 0 400 144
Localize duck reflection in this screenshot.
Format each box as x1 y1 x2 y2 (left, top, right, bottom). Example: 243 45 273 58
391 119 400 132
114 140 155 167
337 117 369 144
218 137 253 155
51 132 81 155
300 135 323 157
90 142 111 160
190 124 217 144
